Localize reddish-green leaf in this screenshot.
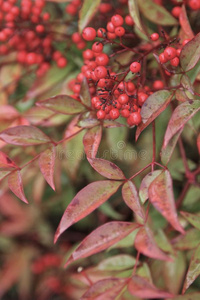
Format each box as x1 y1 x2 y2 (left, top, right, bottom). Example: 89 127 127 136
166 293 200 300
134 226 172 261
54 180 122 242
163 100 200 148
8 171 28 204
138 0 177 26
182 244 200 293
88 158 126 180
148 170 184 234
160 129 182 165
0 151 18 170
79 77 91 107
139 170 162 204
78 112 100 128
66 222 138 266
37 95 85 115
122 181 145 221
83 126 102 158
81 278 128 300
136 91 173 140
172 229 200 250
97 254 136 271
180 32 200 72
0 126 51 146
179 5 194 39
128 0 146 34
79 0 101 32
128 275 173 298
39 146 56 190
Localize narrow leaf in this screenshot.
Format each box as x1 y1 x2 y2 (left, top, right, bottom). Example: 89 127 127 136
0 151 18 170
148 170 185 234
138 0 178 26
37 95 85 115
79 77 91 107
182 244 200 293
88 158 126 180
160 129 182 165
180 32 200 72
139 170 162 204
122 181 145 221
83 126 102 158
54 180 122 242
0 126 51 146
66 222 138 266
136 91 173 140
39 146 56 190
180 211 200 230
163 100 200 148
79 0 101 32
179 5 194 39
166 293 200 300
128 0 146 34
134 226 172 261
128 275 173 298
8 171 28 204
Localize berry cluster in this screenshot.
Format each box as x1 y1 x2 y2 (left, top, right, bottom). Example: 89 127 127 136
0 0 67 77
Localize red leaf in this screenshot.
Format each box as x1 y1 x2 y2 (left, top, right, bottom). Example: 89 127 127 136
0 151 18 170
136 91 173 141
128 275 173 299
83 126 102 158
179 5 194 39
88 158 126 180
148 170 184 234
8 171 28 204
163 101 200 149
180 32 200 71
122 181 145 221
54 180 122 242
0 125 51 146
139 170 162 204
37 95 85 115
134 226 172 261
39 146 56 190
81 278 128 299
66 222 138 267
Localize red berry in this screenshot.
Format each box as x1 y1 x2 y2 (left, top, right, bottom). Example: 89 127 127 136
170 57 179 67
83 49 94 60
182 39 191 46
77 41 86 49
164 47 177 60
66 4 77 15
97 28 106 38
26 52 37 65
109 108 120 120
159 52 168 64
125 15 134 26
36 24 45 33
150 33 159 41
171 6 181 18
94 66 107 79
95 53 109 66
91 96 100 106
72 32 82 43
57 57 67 68
107 22 115 33
188 0 200 10
121 109 130 118
153 80 164 90
97 109 106 119
130 61 141 73
82 27 96 41
92 42 103 53
126 82 135 92
118 94 129 105
99 3 112 13
128 112 142 125
138 92 148 106
115 26 125 37
107 32 116 39
111 14 124 27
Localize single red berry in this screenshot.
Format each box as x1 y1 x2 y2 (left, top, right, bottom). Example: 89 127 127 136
97 109 106 119
91 96 100 106
115 26 125 37
42 12 50 21
118 94 129 105
83 49 94 60
159 52 167 64
94 66 107 79
150 33 159 41
77 41 86 49
66 4 77 15
188 0 200 10
107 32 116 39
153 80 164 90
95 53 109 66
171 6 181 18
130 61 141 73
92 42 103 53
107 21 115 33
126 82 135 92
26 52 37 65
72 32 82 43
125 15 134 26
111 14 124 27
164 47 177 60
99 3 112 13
57 57 67 68
121 109 130 118
128 112 142 125
97 28 106 38
109 108 120 120
82 27 96 41
170 56 179 67
36 24 45 33
138 92 148 106
73 83 81 94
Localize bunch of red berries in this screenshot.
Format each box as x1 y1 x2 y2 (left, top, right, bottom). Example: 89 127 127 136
0 0 67 77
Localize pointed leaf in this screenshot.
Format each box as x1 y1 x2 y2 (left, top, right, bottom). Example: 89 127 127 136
136 91 173 140
171 228 200 250
55 180 122 242
0 151 18 170
180 211 200 230
160 129 182 165
37 95 85 115
179 5 194 39
39 146 56 190
81 278 128 300
180 32 200 71
79 77 91 107
8 171 28 204
163 100 200 148
138 0 178 26
88 158 126 180
134 226 172 261
83 126 102 158
122 181 145 220
79 0 101 32
182 244 200 293
66 222 138 266
128 275 173 299
139 170 162 204
148 170 184 234
128 0 146 35
0 126 51 146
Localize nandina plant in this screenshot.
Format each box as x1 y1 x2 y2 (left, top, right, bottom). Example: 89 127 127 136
0 0 200 299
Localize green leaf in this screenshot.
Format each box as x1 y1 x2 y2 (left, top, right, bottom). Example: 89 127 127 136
139 170 162 204
180 211 200 230
79 0 101 32
97 254 136 271
128 0 146 35
37 95 86 115
79 77 91 107
137 0 178 26
180 32 200 72
160 129 182 165
172 228 200 250
166 293 200 300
